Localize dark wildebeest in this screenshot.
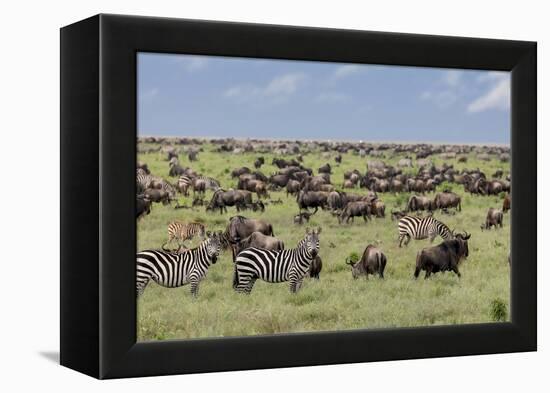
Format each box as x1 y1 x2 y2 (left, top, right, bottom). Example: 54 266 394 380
335 154 342 164
481 208 503 230
492 168 504 178
254 157 265 169
297 191 328 213
434 191 461 212
406 195 435 213
136 195 152 219
286 179 301 197
168 163 186 177
233 231 284 262
327 191 347 211
503 193 511 213
309 255 323 279
231 167 251 178
390 209 408 221
346 245 387 279
188 150 198 162
370 199 386 218
207 189 253 214
225 216 275 261
338 201 371 224
414 232 470 279
318 163 332 174
294 211 314 225
143 188 171 205
269 174 290 188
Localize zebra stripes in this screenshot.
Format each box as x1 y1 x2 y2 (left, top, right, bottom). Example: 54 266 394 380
398 215 453 247
233 228 321 294
178 175 220 191
136 233 223 297
163 221 206 249
137 169 176 197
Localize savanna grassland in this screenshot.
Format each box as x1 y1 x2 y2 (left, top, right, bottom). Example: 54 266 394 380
137 140 510 341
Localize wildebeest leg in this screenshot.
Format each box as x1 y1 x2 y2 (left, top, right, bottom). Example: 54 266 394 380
424 267 432 279
313 206 318 214
452 266 461 278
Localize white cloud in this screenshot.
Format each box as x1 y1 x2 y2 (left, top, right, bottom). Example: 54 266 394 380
443 70 462 87
420 89 458 109
223 73 306 102
175 56 208 72
139 87 159 101
467 74 510 113
315 92 350 103
333 64 362 80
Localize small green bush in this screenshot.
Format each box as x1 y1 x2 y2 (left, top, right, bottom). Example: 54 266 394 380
490 298 507 322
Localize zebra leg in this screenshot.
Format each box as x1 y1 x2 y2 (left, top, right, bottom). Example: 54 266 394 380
190 279 200 297
136 277 150 297
245 277 257 294
399 235 404 247
404 235 411 246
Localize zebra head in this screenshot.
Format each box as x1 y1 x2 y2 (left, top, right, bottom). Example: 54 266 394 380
302 227 322 259
204 231 223 263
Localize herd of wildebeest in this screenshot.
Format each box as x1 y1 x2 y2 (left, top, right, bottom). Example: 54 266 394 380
136 137 511 296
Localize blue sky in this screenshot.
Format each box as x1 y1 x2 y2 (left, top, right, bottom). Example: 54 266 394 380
138 53 510 144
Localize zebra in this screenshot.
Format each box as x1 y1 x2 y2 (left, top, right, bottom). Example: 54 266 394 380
162 221 206 250
137 170 176 197
177 175 220 196
136 231 223 297
233 227 321 294
397 215 454 247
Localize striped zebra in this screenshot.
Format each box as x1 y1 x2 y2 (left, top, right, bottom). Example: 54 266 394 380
233 227 321 294
137 170 176 197
178 175 220 195
397 215 454 247
163 221 206 250
136 232 223 297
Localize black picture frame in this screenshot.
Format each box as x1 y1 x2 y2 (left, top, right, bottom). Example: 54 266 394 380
60 14 536 379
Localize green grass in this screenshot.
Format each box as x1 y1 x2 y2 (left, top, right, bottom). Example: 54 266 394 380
137 142 511 341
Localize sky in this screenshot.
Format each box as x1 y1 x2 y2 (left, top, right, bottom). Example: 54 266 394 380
138 52 510 144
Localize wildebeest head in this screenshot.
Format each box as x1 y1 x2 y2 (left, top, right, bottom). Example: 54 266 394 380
345 258 361 279
454 232 471 259
303 227 321 258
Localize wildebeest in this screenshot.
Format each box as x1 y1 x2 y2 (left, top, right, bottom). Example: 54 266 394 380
286 179 301 197
136 195 152 219
318 163 332 174
207 189 253 214
414 233 470 279
338 201 371 224
233 231 284 262
346 245 387 279
370 198 386 218
297 190 328 213
254 157 265 169
434 191 461 212
503 193 511 213
224 215 275 260
481 208 503 230
309 255 323 279
231 167 251 178
143 188 171 205
406 195 434 212
294 211 314 225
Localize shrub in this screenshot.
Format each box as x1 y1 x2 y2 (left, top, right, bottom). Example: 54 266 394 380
489 298 507 322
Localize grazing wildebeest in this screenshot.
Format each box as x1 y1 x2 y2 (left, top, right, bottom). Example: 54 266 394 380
434 191 461 212
168 163 186 177
338 201 371 224
492 168 504 178
327 191 347 211
254 157 265 169
231 167 251 178
406 195 435 212
335 155 342 164
390 210 408 221
318 163 332 174
269 173 290 188
136 195 152 219
481 208 503 230
207 189 253 214
294 211 314 225
309 255 323 279
297 190 328 213
224 216 275 261
188 150 198 162
370 199 386 218
414 232 470 279
346 245 387 279
143 188 171 205
503 193 511 213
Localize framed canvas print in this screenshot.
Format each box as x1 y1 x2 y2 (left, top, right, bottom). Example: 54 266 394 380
60 14 536 379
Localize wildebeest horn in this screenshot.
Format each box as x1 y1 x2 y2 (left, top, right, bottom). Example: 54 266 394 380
464 232 471 240
345 257 354 266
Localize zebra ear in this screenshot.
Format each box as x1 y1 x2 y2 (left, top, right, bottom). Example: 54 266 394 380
206 231 212 237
